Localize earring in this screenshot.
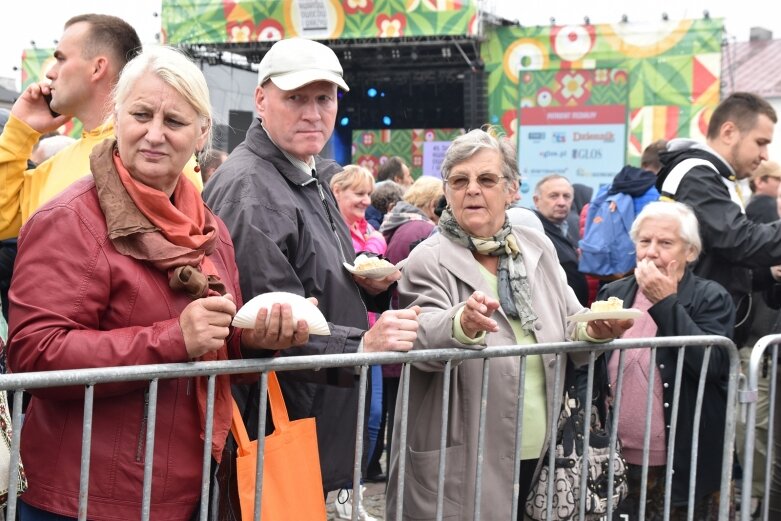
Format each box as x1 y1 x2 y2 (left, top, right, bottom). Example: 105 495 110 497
194 151 201 173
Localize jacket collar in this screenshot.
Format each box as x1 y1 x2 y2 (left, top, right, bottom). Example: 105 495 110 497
245 118 321 186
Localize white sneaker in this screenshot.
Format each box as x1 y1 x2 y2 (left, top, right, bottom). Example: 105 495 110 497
333 485 378 521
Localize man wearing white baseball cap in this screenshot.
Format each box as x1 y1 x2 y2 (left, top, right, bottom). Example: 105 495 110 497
204 37 419 519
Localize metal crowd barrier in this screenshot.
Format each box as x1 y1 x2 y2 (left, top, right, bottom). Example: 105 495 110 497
0 335 738 521
739 333 781 521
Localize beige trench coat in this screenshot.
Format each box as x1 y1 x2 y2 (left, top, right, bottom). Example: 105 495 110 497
386 226 588 521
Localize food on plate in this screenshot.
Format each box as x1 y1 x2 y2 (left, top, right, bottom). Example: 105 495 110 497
352 254 393 270
232 291 330 335
589 296 624 313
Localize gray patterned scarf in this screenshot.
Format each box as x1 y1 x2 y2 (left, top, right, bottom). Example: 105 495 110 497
438 208 537 332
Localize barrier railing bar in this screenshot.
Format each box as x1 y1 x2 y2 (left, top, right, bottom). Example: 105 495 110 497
141 379 159 521
741 334 781 521
252 372 269 521
197 376 216 521
0 337 732 391
435 360 452 521
394 363 411 521
686 346 712 521
352 365 369 521
6 390 24 520
77 384 94 521
510 355 528 521
578 351 596 520
473 358 491 521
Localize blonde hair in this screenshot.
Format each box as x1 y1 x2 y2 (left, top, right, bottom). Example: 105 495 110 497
113 45 212 153
329 164 375 193
403 176 443 210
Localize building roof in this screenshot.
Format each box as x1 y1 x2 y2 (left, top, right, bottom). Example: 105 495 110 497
722 38 781 99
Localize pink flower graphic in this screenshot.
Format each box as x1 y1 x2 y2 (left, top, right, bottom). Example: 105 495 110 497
357 155 379 174
256 19 284 41
344 0 373 14
377 14 406 37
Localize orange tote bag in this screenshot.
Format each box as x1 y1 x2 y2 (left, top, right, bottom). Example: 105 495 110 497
230 371 327 521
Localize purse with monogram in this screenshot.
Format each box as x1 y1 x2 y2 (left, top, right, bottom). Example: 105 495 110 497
525 392 627 520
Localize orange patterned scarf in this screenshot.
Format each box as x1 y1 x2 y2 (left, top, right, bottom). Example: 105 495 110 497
91 139 232 462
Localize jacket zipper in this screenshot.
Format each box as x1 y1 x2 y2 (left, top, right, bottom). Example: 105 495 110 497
307 173 369 316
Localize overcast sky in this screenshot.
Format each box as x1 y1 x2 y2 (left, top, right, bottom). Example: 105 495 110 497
2 0 779 92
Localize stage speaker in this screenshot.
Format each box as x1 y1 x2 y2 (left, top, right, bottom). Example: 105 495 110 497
228 110 255 152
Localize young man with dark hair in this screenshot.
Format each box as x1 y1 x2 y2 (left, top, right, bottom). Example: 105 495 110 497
0 14 202 241
656 91 780 343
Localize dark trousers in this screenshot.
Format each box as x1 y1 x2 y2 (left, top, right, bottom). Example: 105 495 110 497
367 376 399 475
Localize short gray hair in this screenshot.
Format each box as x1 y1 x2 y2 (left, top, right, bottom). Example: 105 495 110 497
112 45 213 154
534 174 572 198
630 201 702 260
440 128 519 192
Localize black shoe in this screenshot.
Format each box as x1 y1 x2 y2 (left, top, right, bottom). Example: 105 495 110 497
365 471 387 483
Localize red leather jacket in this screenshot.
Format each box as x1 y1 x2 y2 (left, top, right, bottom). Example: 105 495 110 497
8 177 244 521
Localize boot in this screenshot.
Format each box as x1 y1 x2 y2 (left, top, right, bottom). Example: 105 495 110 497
333 485 378 521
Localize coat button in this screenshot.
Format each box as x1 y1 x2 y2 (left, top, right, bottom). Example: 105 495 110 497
659 364 665 369
534 321 543 331
664 402 669 408
663 383 669 388
548 359 556 368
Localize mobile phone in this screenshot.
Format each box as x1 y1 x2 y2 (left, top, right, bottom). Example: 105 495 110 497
42 92 60 117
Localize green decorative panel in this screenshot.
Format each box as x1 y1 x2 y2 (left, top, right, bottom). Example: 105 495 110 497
483 18 723 164
351 128 465 178
162 0 478 44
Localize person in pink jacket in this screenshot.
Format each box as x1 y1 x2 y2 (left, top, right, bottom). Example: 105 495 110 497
330 165 387 519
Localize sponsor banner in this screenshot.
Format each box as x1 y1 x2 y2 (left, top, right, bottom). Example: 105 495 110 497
516 69 628 206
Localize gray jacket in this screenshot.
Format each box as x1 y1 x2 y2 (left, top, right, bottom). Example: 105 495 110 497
204 118 386 490
386 227 586 520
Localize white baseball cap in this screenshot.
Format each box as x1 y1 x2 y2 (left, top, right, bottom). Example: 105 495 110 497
257 37 349 92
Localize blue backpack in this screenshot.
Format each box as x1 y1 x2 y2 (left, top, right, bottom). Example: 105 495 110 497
578 185 636 278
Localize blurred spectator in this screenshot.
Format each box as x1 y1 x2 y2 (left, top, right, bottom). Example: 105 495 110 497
200 148 228 184
366 180 405 230
377 156 413 187
533 175 588 305
31 133 76 165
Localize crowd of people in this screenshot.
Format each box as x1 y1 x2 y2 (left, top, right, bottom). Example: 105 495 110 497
0 13 779 521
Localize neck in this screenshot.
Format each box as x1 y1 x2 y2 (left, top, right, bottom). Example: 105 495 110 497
78 102 111 132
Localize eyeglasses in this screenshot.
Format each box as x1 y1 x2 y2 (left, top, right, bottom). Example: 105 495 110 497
444 173 505 191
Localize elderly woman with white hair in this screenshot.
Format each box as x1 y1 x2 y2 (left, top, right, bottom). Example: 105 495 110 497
598 201 735 520
386 128 632 520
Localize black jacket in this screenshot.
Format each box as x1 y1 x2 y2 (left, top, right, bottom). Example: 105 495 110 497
204 118 389 490
656 142 781 341
598 270 735 505
534 210 588 306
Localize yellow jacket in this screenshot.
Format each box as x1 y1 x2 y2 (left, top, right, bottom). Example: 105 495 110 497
0 114 203 240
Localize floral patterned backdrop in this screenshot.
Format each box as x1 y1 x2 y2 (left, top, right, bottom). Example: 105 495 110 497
351 128 464 179
20 48 82 138
482 18 723 164
162 0 478 43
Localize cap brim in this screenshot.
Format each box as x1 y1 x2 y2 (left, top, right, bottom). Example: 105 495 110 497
269 70 349 92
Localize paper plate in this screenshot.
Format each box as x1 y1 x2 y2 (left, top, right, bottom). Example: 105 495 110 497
342 261 398 279
232 292 330 335
566 308 643 322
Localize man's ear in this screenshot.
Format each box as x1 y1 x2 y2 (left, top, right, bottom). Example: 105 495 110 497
255 85 265 117
92 56 110 82
721 120 740 146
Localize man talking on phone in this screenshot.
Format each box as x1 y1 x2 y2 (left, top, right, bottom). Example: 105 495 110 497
0 14 202 241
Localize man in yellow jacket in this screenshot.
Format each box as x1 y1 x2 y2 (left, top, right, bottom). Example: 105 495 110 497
0 14 203 240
